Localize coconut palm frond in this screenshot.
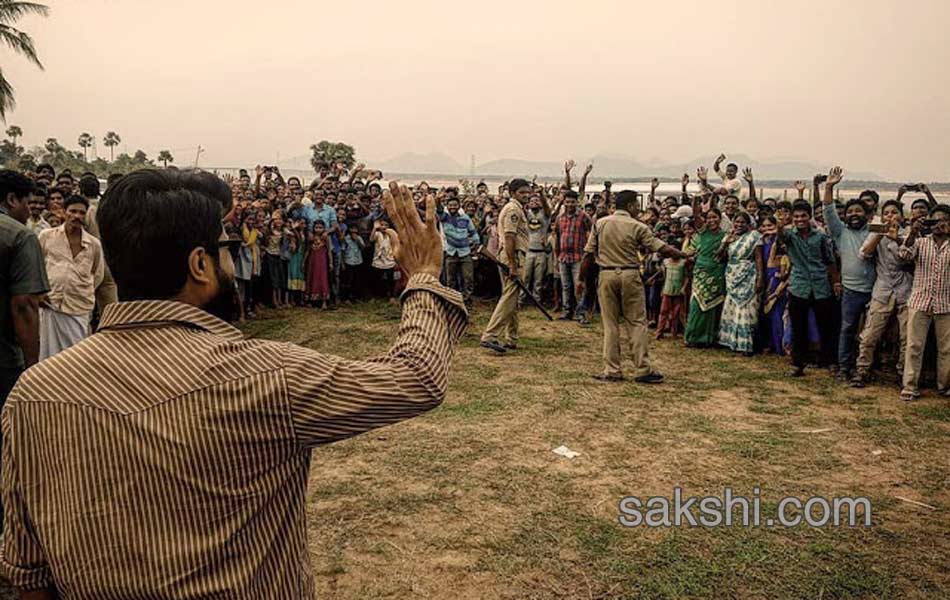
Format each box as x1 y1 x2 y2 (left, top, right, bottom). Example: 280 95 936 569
0 69 15 121
0 24 43 69
0 2 50 21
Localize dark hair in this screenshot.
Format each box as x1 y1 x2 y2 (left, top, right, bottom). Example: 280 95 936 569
881 199 903 215
910 198 930 211
0 169 36 202
36 163 55 176
931 204 950 219
564 190 579 200
858 189 879 205
844 198 868 215
791 201 813 216
79 174 100 198
64 194 89 210
733 211 753 226
724 194 739 203
776 200 793 211
32 185 48 199
614 190 638 212
509 178 531 193
97 169 233 301
727 163 738 170
107 173 124 187
760 215 778 227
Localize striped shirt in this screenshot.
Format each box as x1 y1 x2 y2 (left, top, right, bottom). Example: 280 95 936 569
1 273 467 597
900 237 950 314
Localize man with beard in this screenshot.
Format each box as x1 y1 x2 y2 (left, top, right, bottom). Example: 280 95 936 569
480 178 531 353
822 167 875 381
1 170 467 598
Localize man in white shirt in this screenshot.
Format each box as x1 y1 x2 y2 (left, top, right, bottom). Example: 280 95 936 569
37 194 104 359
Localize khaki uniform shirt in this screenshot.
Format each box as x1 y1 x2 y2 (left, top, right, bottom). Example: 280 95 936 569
584 209 665 268
498 199 529 256
37 225 104 316
1 273 468 596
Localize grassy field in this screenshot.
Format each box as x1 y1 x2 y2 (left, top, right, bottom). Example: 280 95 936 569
245 299 947 599
2 299 945 599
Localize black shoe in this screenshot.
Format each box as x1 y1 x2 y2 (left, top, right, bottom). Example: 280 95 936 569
503 342 518 351
480 340 507 354
558 313 573 321
634 373 664 384
592 373 625 382
788 366 805 378
578 316 591 327
850 372 867 388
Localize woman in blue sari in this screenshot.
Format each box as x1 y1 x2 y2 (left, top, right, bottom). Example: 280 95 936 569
718 212 764 355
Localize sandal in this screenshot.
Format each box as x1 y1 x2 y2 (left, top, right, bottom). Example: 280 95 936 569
899 389 919 402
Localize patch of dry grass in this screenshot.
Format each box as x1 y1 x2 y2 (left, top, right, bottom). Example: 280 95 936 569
253 300 949 599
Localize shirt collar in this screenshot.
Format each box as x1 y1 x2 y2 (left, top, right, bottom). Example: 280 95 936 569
98 300 244 342
53 223 94 246
614 210 632 217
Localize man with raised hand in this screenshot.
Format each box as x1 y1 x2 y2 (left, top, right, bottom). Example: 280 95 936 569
1 171 467 598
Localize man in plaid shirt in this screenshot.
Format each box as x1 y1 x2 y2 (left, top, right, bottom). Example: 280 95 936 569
555 190 592 321
898 204 950 401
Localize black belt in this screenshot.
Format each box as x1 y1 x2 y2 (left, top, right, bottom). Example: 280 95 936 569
601 265 640 270
527 249 548 253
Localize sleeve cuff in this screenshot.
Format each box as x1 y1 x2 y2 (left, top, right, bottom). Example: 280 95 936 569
400 273 469 318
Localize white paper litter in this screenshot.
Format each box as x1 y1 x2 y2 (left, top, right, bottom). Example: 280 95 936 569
871 449 883 456
552 445 581 459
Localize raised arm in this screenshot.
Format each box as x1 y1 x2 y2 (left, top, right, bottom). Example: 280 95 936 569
564 159 575 191
742 168 756 202
285 185 467 447
681 173 690 204
713 153 727 179
794 180 806 201
578 163 593 200
822 166 845 238
920 183 937 208
347 163 365 186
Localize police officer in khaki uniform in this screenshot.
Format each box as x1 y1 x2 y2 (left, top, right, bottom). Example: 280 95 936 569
578 190 689 382
481 179 532 354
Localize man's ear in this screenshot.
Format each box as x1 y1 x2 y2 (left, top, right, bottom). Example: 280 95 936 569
188 247 215 285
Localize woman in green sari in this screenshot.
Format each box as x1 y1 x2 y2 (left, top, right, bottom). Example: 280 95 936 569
684 207 726 347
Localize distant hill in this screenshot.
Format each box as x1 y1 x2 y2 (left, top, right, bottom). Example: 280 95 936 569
373 152 464 175
371 150 887 182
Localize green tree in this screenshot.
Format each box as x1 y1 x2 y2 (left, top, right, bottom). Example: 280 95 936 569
0 138 19 165
309 140 355 174
16 151 34 171
157 149 174 167
132 149 148 163
0 2 50 120
103 130 120 161
77 132 92 161
6 124 21 144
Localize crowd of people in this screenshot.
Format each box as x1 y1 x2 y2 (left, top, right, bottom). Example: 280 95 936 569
1 152 948 404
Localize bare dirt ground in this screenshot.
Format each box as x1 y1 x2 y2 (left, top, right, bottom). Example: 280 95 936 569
3 299 946 599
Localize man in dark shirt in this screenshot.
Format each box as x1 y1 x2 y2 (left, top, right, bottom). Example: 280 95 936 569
0 169 49 532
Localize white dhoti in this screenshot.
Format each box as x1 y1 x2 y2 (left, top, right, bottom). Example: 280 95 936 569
39 308 90 361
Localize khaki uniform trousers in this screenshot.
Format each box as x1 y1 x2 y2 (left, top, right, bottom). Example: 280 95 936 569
481 259 526 345
598 269 652 378
855 297 908 375
902 308 950 394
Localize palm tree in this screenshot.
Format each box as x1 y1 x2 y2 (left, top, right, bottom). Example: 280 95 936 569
0 2 50 121
77 132 92 161
103 131 120 161
6 124 21 144
158 150 173 168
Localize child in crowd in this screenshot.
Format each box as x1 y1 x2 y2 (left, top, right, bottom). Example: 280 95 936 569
306 220 332 309
286 217 307 306
342 228 366 301
371 220 398 302
656 251 688 339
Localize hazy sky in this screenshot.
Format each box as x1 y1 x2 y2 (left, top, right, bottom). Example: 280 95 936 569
4 0 949 179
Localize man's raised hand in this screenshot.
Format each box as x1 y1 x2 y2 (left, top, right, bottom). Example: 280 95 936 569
565 159 575 173
584 163 594 176
382 182 442 280
742 167 754 183
697 166 709 182
651 177 660 191
826 166 843 187
794 181 806 193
